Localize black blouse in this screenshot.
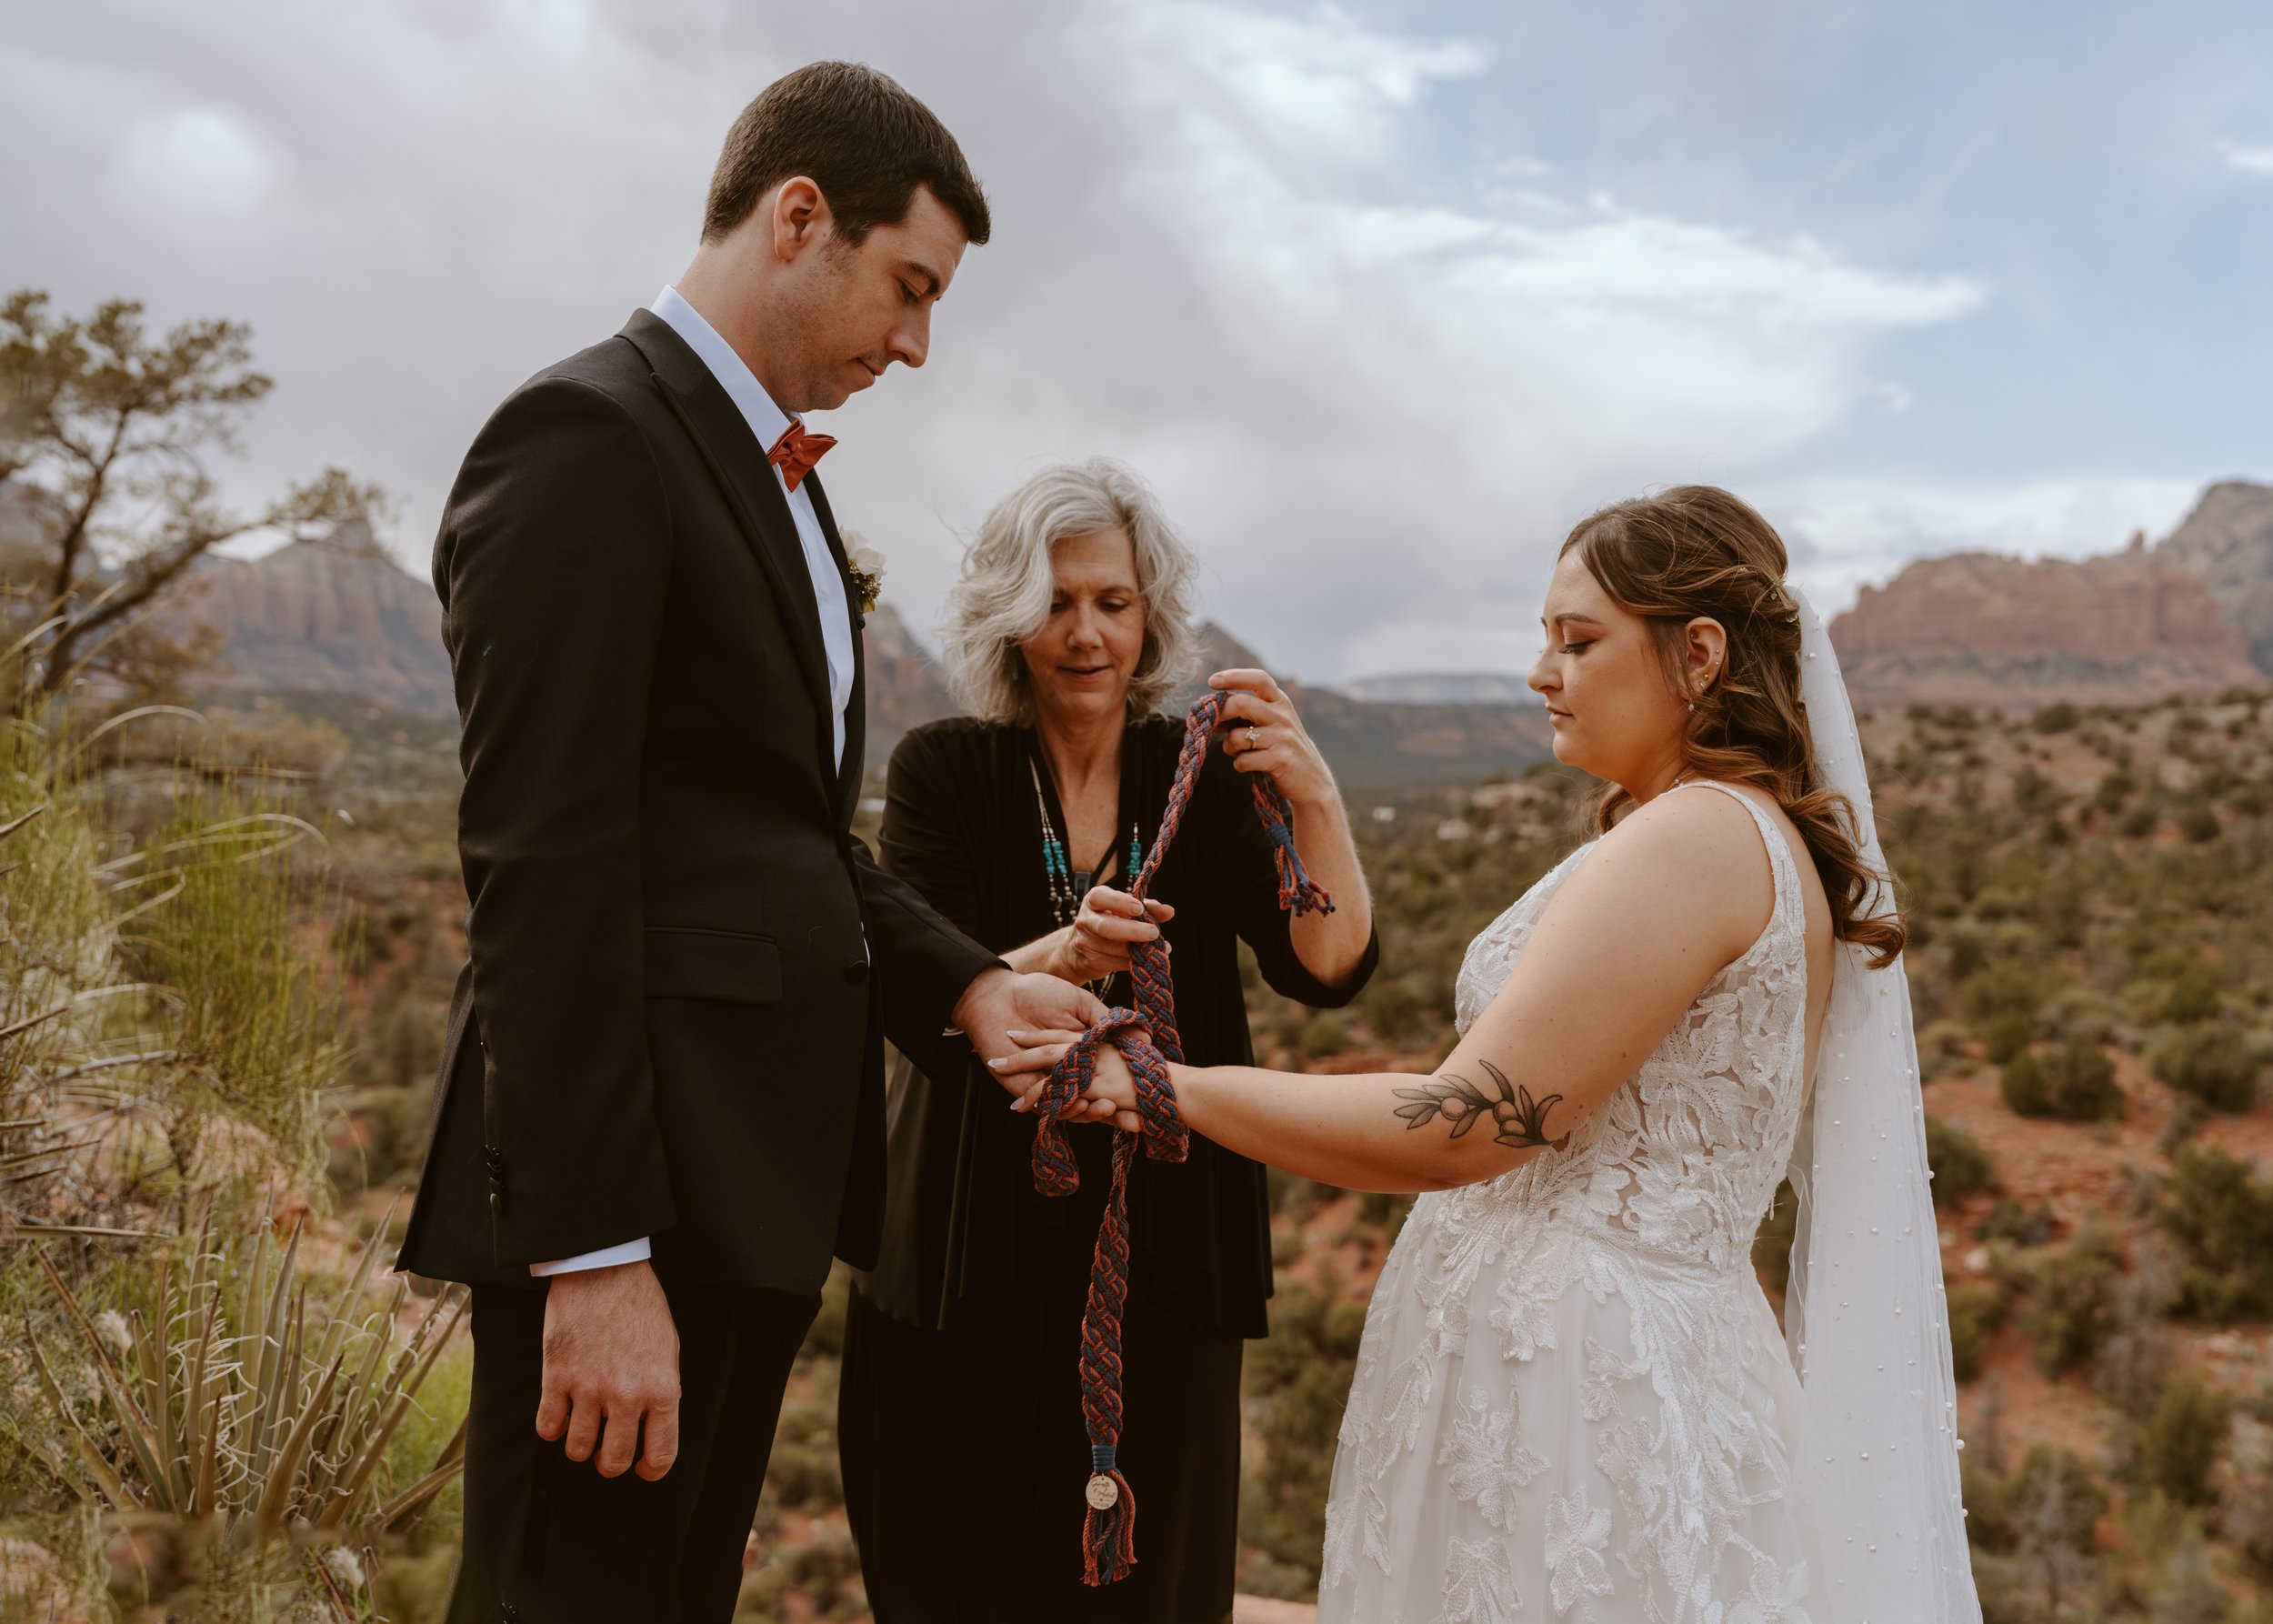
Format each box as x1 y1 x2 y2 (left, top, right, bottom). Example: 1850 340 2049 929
854 715 1379 1338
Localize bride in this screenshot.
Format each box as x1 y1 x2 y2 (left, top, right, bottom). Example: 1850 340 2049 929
999 486 1981 1623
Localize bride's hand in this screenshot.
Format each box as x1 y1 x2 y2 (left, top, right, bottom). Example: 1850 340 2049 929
1059 886 1175 984
990 1029 1143 1131
1212 667 1335 810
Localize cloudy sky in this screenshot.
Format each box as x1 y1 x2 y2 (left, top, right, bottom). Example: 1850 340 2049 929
5 0 2268 681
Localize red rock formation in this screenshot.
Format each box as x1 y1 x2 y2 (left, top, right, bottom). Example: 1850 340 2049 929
860 601 958 757
2153 480 2273 671
188 520 456 711
1831 545 2263 714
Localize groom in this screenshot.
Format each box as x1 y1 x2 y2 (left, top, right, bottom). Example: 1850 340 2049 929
396 63 1101 1621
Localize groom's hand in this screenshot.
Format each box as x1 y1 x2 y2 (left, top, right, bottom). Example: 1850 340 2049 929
536 1258 682 1481
954 968 1108 1098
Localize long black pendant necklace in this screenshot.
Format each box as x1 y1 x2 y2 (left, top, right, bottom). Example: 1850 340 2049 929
1028 752 1144 1005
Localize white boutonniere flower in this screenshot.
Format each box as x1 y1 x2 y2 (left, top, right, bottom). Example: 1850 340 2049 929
845 532 886 620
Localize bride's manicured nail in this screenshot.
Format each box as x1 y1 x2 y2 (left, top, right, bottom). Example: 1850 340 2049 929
1006 1029 1026 1041
986 1057 1007 1068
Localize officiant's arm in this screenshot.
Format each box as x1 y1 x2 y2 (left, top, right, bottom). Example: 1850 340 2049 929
440 376 677 1264
1001 787 1776 1192
1212 669 1375 991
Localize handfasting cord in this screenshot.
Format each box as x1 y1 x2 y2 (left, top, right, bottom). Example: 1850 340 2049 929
1025 689 1335 1585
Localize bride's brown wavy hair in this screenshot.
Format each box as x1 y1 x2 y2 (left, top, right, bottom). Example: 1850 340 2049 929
1561 485 1905 968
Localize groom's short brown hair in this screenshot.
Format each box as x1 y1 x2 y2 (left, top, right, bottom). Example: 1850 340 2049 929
704 62 991 247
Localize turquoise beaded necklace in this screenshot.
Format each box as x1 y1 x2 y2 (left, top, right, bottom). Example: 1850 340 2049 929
1028 752 1143 999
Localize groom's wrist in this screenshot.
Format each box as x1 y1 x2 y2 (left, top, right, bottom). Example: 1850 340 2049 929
948 965 1013 1037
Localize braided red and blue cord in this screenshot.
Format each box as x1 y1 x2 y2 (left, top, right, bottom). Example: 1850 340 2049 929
1026 689 1334 1584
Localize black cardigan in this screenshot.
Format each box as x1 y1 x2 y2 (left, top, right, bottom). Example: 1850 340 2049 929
854 714 1378 1338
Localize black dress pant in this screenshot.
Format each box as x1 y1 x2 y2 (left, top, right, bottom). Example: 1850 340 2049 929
446 1281 819 1624
841 1278 1244 1624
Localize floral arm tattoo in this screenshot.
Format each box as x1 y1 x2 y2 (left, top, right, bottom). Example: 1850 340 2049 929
1392 1059 1562 1150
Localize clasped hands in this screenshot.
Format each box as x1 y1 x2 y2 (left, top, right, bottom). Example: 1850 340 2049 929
990 1021 1145 1133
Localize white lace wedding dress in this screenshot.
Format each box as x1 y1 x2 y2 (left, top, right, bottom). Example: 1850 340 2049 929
1319 781 1829 1624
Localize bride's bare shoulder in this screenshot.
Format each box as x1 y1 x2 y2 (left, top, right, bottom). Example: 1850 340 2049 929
1558 786 1777 949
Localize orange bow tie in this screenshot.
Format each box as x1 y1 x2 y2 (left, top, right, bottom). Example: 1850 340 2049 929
766 420 836 493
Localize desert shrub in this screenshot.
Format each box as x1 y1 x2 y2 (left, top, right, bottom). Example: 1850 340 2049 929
1299 1012 1350 1059
1965 1444 2108 1556
1966 959 2046 1028
2000 1051 2048 1115
1357 1190 1416 1239
1980 1198 2059 1248
1946 923 1989 982
2017 1224 2125 1376
2179 801 2224 843
2135 1376 2234 1509
1946 1280 2009 1382
2002 1036 2123 1121
766 1398 843 1514
1925 1114 1998 1206
1982 1010 2037 1066
2163 1095 2211 1160
2034 703 2080 735
2160 964 2225 1025
739 1527 865 1620
23 1218 467 1616
2037 875 2088 948
2123 804 2164 839
1244 1282 1368 1596
2158 1144 2273 1320
2153 1025 2261 1112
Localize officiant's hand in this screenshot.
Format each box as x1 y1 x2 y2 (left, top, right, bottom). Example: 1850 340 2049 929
536 1258 681 1481
1058 886 1176 984
955 968 1110 1098
1212 667 1335 811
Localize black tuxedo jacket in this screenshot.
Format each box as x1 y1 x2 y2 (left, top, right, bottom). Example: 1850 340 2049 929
396 311 999 1291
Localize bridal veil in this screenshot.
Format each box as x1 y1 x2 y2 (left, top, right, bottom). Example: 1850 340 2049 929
1784 587 1984 1622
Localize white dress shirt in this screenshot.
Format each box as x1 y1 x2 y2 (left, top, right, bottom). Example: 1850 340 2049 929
529 286 857 1279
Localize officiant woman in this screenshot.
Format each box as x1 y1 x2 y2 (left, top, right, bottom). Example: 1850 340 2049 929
840 459 1377 1621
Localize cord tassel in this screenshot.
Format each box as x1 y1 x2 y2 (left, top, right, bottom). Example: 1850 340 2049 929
1082 1444 1138 1586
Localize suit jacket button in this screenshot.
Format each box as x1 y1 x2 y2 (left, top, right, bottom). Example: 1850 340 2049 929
489 1190 506 1220
844 957 869 985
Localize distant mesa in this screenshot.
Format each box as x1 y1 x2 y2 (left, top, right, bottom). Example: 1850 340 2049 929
186 517 458 713
1831 480 2273 714
2155 480 2273 675
1342 672 1538 705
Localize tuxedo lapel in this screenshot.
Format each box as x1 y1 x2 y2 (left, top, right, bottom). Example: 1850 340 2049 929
616 312 836 787
803 473 866 823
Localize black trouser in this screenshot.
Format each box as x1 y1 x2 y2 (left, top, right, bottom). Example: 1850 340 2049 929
446 1281 819 1624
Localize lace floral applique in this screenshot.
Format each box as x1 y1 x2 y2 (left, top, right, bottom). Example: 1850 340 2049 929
1722 1552 1811 1624
1443 1537 1523 1624
1546 1487 1615 1618
1437 1385 1549 1529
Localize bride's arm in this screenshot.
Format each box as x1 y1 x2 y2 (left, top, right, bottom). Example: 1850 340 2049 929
998 788 1778 1192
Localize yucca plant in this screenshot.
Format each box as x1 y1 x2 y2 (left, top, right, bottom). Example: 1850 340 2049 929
25 1205 466 1583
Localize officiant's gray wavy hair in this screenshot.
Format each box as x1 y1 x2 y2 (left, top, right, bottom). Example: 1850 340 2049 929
939 459 1201 726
